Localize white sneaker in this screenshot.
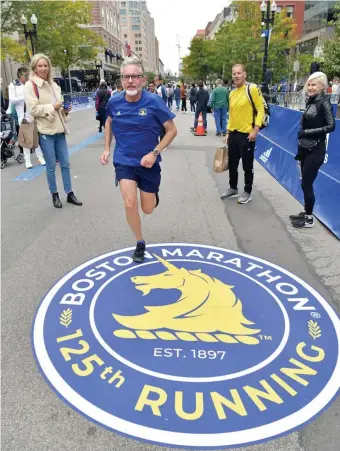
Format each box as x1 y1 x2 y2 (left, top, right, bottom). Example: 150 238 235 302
25 158 33 169
38 156 46 166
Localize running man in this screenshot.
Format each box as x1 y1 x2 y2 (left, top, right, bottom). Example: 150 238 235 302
100 57 177 262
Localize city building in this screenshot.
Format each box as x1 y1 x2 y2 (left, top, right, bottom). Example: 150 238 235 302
84 0 124 86
297 0 337 56
194 29 206 39
119 0 158 73
205 6 235 40
159 59 164 76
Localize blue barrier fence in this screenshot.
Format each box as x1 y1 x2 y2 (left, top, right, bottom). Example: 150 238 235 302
255 104 340 239
63 93 95 111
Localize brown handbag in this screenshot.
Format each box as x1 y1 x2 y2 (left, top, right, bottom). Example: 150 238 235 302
213 146 229 173
18 119 39 149
18 81 40 149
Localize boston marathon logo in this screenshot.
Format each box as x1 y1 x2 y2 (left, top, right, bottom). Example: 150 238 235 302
113 255 261 344
32 244 340 449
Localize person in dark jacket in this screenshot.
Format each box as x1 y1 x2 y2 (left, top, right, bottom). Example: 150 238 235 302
290 72 335 229
189 83 197 113
96 81 110 132
191 81 209 134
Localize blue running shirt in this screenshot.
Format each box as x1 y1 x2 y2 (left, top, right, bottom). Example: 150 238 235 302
106 90 176 167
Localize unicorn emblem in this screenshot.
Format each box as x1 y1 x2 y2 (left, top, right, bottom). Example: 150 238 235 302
113 255 261 344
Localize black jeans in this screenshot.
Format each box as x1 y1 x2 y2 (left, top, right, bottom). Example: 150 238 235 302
300 142 325 215
181 98 187 111
98 108 106 131
190 100 196 112
228 131 255 194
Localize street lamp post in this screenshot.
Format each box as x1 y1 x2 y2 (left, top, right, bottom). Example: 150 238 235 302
95 60 103 81
260 0 277 84
20 14 38 55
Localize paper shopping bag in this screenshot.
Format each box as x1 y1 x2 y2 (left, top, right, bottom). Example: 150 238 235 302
213 146 229 173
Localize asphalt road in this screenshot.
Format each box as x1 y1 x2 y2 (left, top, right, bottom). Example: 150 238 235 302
1 107 339 451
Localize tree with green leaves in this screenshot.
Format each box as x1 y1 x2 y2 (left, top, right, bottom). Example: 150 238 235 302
183 1 303 84
322 4 340 79
1 1 104 75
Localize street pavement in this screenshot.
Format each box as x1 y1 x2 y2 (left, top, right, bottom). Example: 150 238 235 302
1 106 340 451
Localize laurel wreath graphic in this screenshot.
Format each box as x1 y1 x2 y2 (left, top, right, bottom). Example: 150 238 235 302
308 320 321 340
60 309 72 328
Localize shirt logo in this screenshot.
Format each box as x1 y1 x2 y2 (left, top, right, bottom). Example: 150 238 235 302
117 111 121 116
32 244 340 449
139 108 147 116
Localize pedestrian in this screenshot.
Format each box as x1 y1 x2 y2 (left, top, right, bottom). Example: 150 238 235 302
180 84 187 112
211 79 229 136
174 84 181 111
95 81 110 132
331 77 340 104
112 85 123 96
290 72 335 229
166 83 174 110
189 83 197 113
24 53 82 208
221 64 264 204
148 81 156 93
191 81 209 135
154 75 167 103
100 57 177 262
7 67 46 168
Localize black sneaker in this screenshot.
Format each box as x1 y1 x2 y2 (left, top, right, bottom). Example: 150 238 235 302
132 241 146 263
216 132 221 136
292 216 314 229
289 211 305 221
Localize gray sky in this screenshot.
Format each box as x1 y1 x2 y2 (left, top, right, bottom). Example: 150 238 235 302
147 0 229 74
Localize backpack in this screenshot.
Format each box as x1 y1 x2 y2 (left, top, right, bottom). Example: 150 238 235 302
246 83 270 129
166 87 173 97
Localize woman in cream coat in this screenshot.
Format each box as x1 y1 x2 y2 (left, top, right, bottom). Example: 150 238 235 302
24 53 82 208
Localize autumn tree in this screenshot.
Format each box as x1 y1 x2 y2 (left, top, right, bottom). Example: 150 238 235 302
322 4 340 78
1 1 104 74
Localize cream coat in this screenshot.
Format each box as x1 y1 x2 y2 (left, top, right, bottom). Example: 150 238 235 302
24 75 70 135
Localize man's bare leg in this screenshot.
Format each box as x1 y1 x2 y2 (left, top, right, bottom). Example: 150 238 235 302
140 190 158 215
119 179 143 241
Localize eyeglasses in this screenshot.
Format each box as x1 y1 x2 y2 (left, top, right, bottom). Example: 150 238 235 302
120 75 143 81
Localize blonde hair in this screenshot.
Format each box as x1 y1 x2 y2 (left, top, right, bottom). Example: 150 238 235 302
30 53 54 84
303 71 328 95
232 63 246 73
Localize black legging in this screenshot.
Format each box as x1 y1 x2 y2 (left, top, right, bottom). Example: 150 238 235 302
300 142 325 215
181 98 187 112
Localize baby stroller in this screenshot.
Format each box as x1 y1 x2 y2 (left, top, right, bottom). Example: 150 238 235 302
1 113 24 169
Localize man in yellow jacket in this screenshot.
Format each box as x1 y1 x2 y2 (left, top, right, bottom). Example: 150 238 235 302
221 64 265 204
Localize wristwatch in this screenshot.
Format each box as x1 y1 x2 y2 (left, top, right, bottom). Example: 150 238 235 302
152 148 160 156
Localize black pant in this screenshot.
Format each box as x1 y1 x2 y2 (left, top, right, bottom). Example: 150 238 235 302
300 142 325 215
181 98 187 111
16 124 23 153
190 100 196 112
228 131 255 194
167 96 173 109
98 108 106 131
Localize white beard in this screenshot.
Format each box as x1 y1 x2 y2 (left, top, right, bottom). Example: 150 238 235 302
126 89 138 96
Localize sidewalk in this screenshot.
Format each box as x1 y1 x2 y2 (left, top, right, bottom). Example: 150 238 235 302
1 108 339 451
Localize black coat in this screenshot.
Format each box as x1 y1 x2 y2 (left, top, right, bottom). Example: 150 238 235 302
301 93 335 140
196 88 209 108
96 88 110 109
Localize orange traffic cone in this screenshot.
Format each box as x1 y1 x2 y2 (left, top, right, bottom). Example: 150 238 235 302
194 113 206 136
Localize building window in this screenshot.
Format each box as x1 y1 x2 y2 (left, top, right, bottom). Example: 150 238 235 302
132 25 141 30
119 9 126 15
131 17 140 23
286 6 294 18
276 6 282 13
124 34 128 38
121 1 126 6
121 17 127 23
